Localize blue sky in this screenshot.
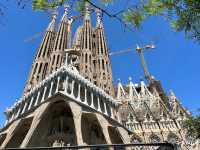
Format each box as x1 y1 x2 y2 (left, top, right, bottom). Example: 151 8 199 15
0 1 200 127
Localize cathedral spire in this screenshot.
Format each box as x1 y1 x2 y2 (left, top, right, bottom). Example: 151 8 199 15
84 2 91 21
61 4 70 21
96 8 103 28
46 10 57 32
48 4 73 74
93 10 114 95
24 11 57 93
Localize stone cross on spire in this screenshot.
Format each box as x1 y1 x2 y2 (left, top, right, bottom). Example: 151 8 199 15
96 8 103 27
61 4 70 21
47 9 58 32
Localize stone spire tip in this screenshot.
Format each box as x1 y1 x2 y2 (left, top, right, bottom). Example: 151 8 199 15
47 9 58 31
64 4 70 14
84 1 91 20
96 8 103 27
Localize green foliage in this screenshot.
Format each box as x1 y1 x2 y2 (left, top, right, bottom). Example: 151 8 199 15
74 0 86 13
31 0 200 42
123 0 200 42
183 110 200 139
33 0 68 10
123 7 146 29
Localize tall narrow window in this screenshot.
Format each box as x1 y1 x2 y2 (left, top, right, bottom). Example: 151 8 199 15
38 63 43 74
56 55 60 66
33 63 38 75
102 60 105 70
85 54 88 63
42 63 48 79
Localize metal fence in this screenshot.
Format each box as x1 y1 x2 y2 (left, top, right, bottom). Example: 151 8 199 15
2 143 178 150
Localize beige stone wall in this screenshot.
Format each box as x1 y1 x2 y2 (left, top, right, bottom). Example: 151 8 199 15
0 96 130 148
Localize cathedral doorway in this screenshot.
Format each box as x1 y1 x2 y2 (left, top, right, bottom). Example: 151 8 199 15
6 117 33 148
47 101 77 147
26 101 77 147
81 113 107 145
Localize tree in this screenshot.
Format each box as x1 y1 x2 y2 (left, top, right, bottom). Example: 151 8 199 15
31 0 200 43
183 110 200 140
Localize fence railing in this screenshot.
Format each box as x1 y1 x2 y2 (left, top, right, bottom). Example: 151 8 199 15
2 143 178 150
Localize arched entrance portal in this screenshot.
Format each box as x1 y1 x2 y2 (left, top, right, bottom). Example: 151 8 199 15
81 113 107 145
27 101 77 147
47 101 77 146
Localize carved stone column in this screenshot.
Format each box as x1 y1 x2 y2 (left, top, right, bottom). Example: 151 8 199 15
68 101 84 145
96 114 112 145
20 102 50 148
1 119 21 148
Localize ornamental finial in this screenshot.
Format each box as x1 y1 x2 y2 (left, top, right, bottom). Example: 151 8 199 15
47 8 58 31
64 4 70 14
84 2 91 20
96 8 103 27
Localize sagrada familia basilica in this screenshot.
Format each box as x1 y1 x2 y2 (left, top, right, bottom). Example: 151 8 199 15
0 2 199 150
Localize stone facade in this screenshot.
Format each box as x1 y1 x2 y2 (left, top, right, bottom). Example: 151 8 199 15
0 66 130 148
116 78 198 149
0 2 199 150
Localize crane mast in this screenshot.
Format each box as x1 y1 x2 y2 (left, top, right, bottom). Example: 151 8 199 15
110 44 170 107
135 44 154 82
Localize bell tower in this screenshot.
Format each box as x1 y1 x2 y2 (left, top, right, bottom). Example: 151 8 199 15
48 5 73 74
93 9 114 95
24 11 57 93
77 2 94 81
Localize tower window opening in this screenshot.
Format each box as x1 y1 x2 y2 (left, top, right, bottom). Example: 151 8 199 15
38 63 43 74
42 63 48 79
33 63 38 75
89 55 91 64
102 60 105 70
101 49 104 55
56 55 60 66
98 59 100 69
52 55 55 66
93 60 96 70
85 54 88 63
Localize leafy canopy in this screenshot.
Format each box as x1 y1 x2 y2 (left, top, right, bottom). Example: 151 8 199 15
183 110 200 139
32 0 200 42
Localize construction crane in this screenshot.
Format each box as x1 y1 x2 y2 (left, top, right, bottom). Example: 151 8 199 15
109 44 155 83
109 44 170 107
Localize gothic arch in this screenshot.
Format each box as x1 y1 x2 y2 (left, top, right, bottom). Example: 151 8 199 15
149 134 161 143
167 133 179 144
131 134 142 144
81 113 107 145
27 100 77 147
